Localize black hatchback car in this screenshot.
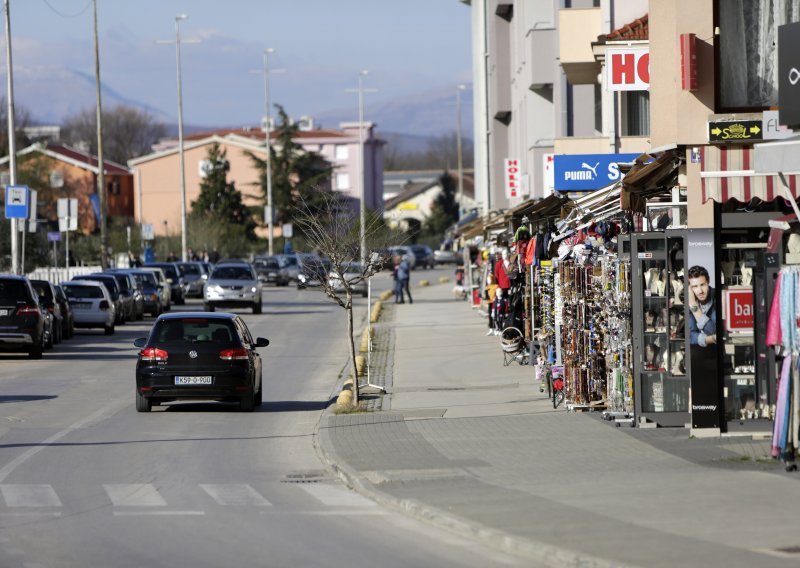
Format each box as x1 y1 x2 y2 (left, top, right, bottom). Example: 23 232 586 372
0 275 46 359
134 312 269 412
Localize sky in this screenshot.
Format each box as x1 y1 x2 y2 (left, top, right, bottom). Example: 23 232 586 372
7 0 474 129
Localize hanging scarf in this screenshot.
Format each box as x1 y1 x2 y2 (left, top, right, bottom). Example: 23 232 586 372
772 355 793 457
766 272 783 347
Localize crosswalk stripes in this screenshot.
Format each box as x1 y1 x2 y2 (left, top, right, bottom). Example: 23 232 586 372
0 485 62 508
199 484 272 507
0 482 379 514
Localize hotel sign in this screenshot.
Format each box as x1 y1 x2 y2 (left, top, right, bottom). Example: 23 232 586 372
606 48 650 92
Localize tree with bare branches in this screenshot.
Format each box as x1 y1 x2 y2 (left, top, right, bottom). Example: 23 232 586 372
294 190 399 405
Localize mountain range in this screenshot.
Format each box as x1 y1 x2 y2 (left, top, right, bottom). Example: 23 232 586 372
17 68 472 154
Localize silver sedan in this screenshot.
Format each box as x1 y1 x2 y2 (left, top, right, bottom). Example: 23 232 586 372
203 262 263 314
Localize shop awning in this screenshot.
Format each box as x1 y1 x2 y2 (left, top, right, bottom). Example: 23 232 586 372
507 194 569 223
701 145 800 203
620 149 683 212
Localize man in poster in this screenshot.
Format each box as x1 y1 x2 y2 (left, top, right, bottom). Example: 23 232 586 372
687 265 716 347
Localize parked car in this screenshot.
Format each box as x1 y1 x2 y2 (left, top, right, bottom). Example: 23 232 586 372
54 284 75 339
97 271 141 321
30 279 64 344
176 261 209 298
253 256 290 286
71 274 126 324
119 269 163 316
410 245 435 269
139 266 171 311
133 312 269 412
434 248 461 265
59 280 116 335
203 262 263 314
0 275 46 359
145 262 185 305
328 262 368 297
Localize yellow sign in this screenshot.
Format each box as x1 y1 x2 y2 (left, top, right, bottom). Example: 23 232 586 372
398 202 417 211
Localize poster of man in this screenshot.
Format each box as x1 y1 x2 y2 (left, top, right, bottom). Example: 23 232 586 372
688 265 717 347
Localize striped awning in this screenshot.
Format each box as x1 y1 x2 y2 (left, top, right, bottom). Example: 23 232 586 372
701 145 800 203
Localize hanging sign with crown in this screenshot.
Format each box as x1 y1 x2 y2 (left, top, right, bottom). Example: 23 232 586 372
708 119 763 143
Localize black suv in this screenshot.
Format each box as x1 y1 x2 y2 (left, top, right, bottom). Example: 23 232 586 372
0 275 46 359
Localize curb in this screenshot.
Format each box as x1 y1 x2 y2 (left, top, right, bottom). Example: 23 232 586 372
314 421 637 568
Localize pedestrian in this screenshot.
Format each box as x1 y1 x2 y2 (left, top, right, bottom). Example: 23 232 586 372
393 256 404 303
399 255 412 304
485 274 498 335
166 250 178 262
208 247 220 264
187 247 198 261
201 248 210 263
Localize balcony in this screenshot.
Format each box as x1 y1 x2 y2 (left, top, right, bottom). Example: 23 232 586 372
559 7 602 85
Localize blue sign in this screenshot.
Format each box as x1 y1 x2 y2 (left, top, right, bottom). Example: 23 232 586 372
554 153 640 191
4 185 29 219
47 232 61 242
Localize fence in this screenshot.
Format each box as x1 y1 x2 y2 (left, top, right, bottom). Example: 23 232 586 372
27 266 102 285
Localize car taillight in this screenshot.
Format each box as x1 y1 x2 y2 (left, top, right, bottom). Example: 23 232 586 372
219 347 248 361
99 300 110 310
17 305 40 317
151 294 159 301
140 347 168 362
46 305 55 314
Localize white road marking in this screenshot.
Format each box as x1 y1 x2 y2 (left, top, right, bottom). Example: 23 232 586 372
0 512 61 518
259 509 389 516
199 484 272 507
103 484 167 507
1 485 62 507
113 511 204 516
297 484 377 508
0 400 129 483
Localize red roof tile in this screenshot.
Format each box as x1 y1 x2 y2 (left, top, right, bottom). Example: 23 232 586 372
606 14 648 41
47 145 130 176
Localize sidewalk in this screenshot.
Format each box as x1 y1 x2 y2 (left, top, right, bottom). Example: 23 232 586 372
317 280 800 568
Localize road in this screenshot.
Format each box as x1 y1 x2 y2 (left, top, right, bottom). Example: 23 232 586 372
0 272 525 568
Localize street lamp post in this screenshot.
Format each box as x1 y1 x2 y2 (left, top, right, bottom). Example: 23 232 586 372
262 48 275 256
174 14 188 263
456 84 466 220
3 0 18 275
93 0 108 269
357 70 367 267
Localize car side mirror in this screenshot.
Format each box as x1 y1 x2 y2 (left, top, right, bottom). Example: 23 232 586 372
133 337 148 348
255 337 269 348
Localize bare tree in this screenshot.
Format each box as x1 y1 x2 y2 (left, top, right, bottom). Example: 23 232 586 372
294 190 398 405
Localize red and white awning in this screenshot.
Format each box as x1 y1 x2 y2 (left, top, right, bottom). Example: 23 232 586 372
701 145 800 203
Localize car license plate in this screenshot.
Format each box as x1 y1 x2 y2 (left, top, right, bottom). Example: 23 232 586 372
175 376 213 385
0 309 7 316
72 303 90 309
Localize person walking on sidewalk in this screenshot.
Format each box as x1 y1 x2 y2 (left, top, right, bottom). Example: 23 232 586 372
393 256 404 303
398 255 412 304
485 274 498 335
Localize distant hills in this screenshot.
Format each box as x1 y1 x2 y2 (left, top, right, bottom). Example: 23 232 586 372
17 67 472 155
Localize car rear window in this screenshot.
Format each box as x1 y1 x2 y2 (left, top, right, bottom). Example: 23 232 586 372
153 318 237 343
212 266 253 280
131 272 157 287
0 280 30 303
62 285 104 299
180 264 202 275
31 281 54 300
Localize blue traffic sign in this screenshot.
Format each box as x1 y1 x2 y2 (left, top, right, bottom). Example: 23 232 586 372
47 232 61 242
4 185 29 219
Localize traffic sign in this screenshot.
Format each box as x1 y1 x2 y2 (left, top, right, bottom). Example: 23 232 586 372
4 185 29 219
47 232 61 242
708 120 763 143
141 223 154 240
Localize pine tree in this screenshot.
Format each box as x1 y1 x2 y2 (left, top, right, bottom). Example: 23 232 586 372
190 143 256 241
423 171 460 238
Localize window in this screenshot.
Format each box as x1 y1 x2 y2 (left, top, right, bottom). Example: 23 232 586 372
335 145 349 160
718 0 800 109
624 91 650 136
335 173 350 190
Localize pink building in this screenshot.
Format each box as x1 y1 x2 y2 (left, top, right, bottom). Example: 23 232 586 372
128 122 384 237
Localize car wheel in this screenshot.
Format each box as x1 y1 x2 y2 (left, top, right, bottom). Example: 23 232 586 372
253 301 262 315
45 329 54 349
28 341 44 360
104 323 115 335
135 391 151 413
255 382 263 407
239 390 255 412
204 302 215 312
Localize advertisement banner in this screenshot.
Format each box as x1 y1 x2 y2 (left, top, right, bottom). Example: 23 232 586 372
686 229 723 429
606 48 650 91
504 158 521 199
554 153 639 191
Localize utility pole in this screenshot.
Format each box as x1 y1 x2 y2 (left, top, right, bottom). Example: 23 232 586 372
3 0 18 274
93 0 108 269
456 84 466 220
262 48 275 256
157 16 197 262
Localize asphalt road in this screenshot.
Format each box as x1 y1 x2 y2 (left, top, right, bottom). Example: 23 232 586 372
0 273 524 568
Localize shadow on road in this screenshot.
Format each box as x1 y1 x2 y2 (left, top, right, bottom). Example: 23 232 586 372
0 394 58 403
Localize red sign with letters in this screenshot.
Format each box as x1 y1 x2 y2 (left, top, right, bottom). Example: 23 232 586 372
723 289 754 332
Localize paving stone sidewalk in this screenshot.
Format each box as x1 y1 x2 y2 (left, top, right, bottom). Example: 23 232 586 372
317 278 800 568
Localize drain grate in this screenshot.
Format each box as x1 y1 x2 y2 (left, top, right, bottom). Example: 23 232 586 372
281 471 328 484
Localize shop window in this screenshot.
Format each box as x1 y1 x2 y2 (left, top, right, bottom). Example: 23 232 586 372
717 0 800 110
623 91 650 136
